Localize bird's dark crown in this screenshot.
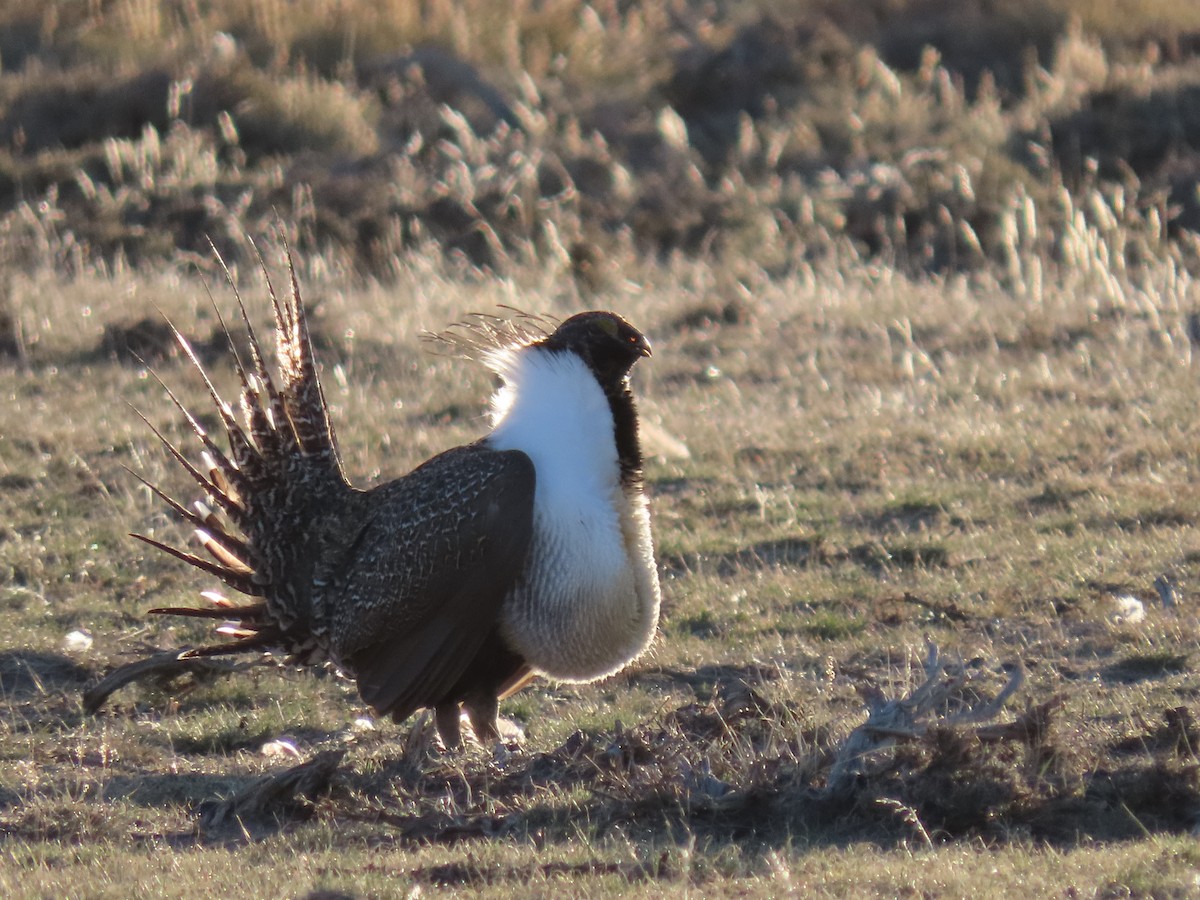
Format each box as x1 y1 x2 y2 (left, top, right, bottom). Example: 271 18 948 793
537 311 651 385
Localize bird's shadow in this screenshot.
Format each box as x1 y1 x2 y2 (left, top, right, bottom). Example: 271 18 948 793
104 750 345 847
0 648 91 700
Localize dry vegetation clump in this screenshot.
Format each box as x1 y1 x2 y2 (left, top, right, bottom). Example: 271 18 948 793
2 1 1200 279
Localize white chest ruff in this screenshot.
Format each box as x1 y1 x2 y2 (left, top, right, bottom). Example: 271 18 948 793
486 348 660 680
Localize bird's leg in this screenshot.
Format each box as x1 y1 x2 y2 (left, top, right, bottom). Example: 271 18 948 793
434 702 463 750
464 693 500 745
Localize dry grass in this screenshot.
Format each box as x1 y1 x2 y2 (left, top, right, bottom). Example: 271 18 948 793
3 1 1200 277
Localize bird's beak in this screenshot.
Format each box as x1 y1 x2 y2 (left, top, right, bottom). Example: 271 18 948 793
636 335 653 358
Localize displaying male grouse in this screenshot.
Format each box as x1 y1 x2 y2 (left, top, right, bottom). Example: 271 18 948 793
135 252 660 747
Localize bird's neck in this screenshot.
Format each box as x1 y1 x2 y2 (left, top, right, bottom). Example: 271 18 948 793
603 378 644 490
486 348 643 491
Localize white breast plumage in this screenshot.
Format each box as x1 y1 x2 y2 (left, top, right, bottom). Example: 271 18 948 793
486 346 660 680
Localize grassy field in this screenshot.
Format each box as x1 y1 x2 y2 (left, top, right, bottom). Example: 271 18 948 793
4 1 1200 897
4 212 1200 895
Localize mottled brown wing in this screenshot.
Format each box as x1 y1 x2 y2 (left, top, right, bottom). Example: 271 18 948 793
333 444 535 724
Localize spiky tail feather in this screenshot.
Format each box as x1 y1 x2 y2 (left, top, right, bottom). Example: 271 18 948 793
132 240 346 660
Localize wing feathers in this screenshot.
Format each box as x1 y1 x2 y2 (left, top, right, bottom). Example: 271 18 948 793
346 447 536 723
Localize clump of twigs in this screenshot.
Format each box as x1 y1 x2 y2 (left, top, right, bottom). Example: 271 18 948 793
198 749 345 838
824 641 1028 799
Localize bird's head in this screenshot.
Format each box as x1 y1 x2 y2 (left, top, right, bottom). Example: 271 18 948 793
537 311 651 387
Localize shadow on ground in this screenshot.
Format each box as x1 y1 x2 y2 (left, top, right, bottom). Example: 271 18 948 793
0 649 91 699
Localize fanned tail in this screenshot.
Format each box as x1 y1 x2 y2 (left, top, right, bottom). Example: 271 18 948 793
147 592 285 659
133 241 348 660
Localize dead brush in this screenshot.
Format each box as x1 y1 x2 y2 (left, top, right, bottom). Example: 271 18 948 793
823 641 1034 800
324 673 831 845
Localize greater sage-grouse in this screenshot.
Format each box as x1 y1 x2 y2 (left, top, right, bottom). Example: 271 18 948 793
134 253 660 747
